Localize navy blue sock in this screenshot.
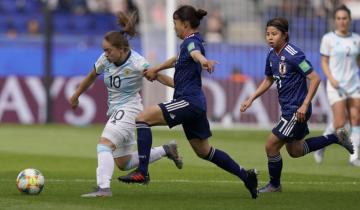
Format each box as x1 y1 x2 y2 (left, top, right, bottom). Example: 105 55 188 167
136 121 152 175
303 134 338 155
204 147 247 181
268 154 282 187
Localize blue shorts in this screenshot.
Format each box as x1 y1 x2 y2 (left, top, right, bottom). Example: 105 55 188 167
272 113 310 142
158 99 212 140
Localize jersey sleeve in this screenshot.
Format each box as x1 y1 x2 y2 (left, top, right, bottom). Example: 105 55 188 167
94 53 108 75
186 38 202 54
320 34 330 56
292 50 313 76
264 53 272 76
135 56 150 72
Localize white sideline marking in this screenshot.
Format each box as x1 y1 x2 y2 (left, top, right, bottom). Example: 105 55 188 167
3 179 360 185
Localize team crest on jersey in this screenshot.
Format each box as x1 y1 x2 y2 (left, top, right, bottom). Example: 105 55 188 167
279 56 287 75
123 68 131 76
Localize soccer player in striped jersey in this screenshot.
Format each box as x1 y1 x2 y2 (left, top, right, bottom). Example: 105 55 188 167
118 5 259 199
69 12 183 197
313 5 360 166
240 17 354 193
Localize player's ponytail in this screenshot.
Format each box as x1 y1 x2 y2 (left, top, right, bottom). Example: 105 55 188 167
195 9 207 20
117 11 137 37
173 5 207 29
104 12 138 51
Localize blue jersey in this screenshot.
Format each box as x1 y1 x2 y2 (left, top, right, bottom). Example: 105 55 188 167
265 43 313 117
173 32 207 111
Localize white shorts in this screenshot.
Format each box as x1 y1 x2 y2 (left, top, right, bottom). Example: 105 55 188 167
101 105 142 158
327 83 360 106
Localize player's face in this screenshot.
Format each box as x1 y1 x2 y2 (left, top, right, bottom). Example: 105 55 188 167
266 26 286 49
335 10 351 33
102 39 125 63
173 19 186 39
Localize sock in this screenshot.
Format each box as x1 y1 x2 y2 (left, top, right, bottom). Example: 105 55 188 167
96 144 114 189
350 126 360 162
204 147 247 181
124 146 166 170
268 154 282 187
303 134 338 155
136 121 153 175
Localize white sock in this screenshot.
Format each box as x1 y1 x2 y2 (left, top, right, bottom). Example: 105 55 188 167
96 144 114 189
124 146 166 170
350 126 360 162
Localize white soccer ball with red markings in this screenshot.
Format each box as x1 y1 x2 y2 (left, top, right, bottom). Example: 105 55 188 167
16 168 44 195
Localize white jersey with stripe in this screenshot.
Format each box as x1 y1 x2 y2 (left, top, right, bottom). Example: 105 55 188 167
320 31 360 93
94 50 149 116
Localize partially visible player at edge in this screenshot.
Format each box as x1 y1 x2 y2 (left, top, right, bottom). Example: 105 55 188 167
314 4 360 166
118 5 259 199
69 11 183 197
240 17 354 193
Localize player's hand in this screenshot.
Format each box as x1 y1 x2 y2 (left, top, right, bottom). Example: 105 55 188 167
69 94 79 110
329 78 339 89
296 105 308 123
240 98 253 112
201 60 218 74
144 68 158 81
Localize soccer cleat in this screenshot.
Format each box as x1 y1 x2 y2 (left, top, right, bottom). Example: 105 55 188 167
313 149 325 164
258 183 282 193
118 170 150 184
163 140 183 169
336 128 354 154
349 159 360 167
244 169 259 199
81 187 112 197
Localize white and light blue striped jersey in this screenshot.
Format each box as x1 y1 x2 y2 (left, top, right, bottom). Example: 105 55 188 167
94 50 149 116
320 31 360 93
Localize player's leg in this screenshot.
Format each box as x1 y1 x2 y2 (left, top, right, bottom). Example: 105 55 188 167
118 104 168 183
188 138 258 199
286 121 353 158
81 138 115 197
114 141 183 171
258 133 284 193
183 108 258 199
348 97 360 166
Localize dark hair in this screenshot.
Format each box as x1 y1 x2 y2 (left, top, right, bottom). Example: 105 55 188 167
334 4 351 19
173 5 207 29
266 17 289 42
104 11 137 50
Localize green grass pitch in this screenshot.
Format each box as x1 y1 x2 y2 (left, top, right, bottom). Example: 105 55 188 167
0 124 359 210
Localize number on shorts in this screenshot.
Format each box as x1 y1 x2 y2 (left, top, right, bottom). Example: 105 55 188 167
110 110 124 124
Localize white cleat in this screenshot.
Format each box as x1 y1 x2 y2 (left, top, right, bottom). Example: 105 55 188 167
81 187 112 197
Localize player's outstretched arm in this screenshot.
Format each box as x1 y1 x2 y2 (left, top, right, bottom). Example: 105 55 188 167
69 68 98 110
144 57 177 81
240 76 274 112
156 73 175 88
190 50 218 73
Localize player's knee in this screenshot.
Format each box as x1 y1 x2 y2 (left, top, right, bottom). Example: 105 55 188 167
288 150 302 158
135 112 148 123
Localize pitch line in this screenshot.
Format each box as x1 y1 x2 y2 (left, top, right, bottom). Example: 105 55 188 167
3 179 360 185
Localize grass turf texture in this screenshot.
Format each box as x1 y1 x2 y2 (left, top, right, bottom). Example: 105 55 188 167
0 124 359 210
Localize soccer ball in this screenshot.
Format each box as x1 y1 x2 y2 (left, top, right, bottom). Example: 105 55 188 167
16 168 44 195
